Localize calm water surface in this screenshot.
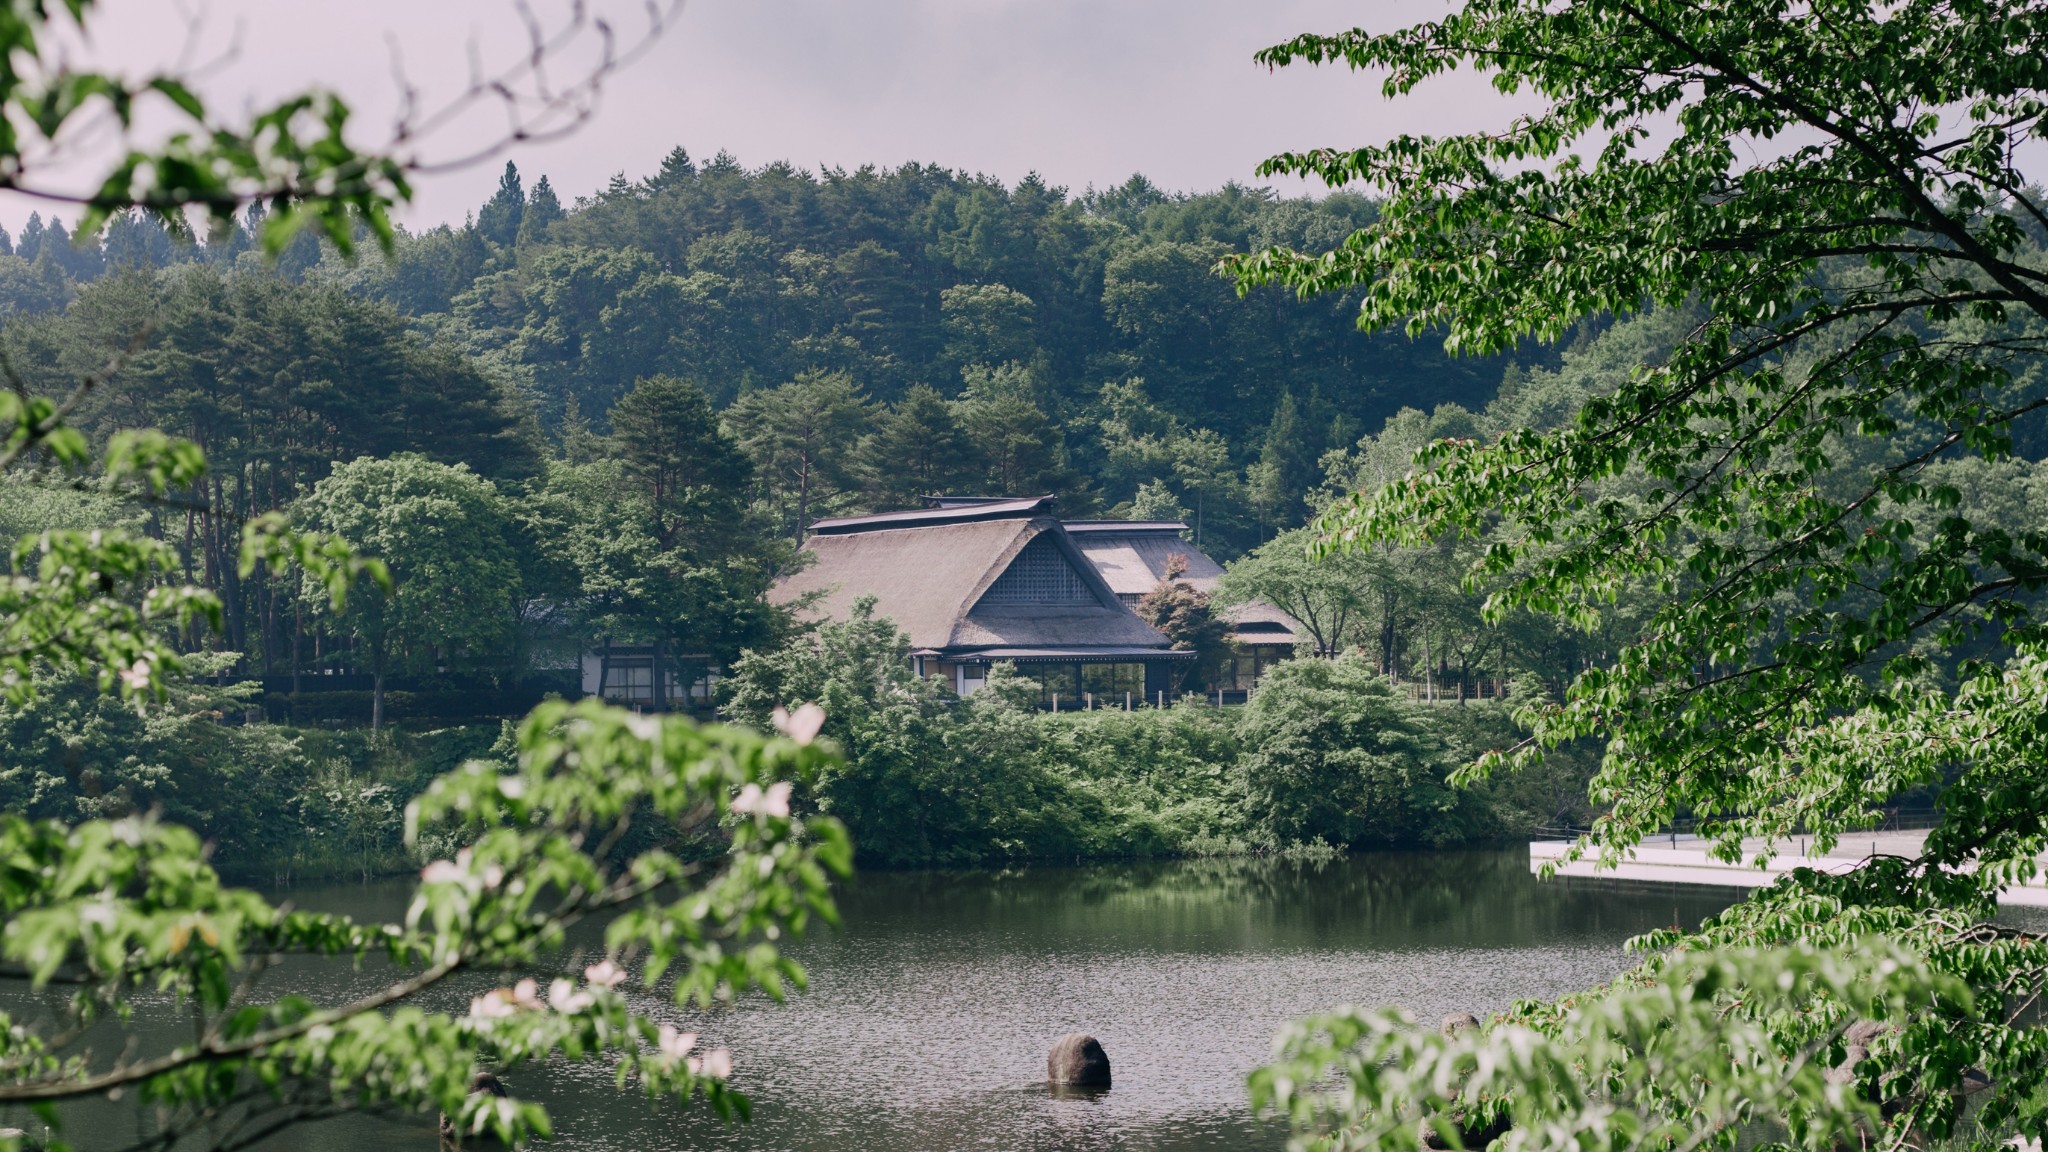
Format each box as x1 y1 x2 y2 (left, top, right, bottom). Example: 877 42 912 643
40 850 1740 1151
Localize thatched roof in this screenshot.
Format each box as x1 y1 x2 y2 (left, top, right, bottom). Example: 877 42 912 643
1064 521 1225 596
1226 601 1306 648
774 511 1177 657
1064 521 1305 648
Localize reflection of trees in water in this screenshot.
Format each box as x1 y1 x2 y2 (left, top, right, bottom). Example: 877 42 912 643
836 851 1738 952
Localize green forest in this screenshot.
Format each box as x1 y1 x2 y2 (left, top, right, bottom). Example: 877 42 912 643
10 0 2048 1148
0 156 1532 675
12 151 2042 874
0 154 1591 873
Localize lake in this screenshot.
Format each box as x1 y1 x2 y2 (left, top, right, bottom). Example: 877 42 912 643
33 849 1740 1151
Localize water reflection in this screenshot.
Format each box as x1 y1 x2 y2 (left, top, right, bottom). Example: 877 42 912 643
27 851 1739 1151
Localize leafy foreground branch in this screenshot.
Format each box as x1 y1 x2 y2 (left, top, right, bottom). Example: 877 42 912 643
0 700 850 1151
1233 0 2048 1147
1254 939 1980 1152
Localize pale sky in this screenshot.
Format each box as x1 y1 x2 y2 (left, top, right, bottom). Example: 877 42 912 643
0 0 1520 233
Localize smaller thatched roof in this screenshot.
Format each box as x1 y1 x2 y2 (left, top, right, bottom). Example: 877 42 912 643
1064 521 1306 648
1227 601 1306 648
1064 521 1225 596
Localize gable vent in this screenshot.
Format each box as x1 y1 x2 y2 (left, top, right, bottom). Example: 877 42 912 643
979 535 1095 606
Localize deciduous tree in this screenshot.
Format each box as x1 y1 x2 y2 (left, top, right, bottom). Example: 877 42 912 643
295 456 521 730
1233 0 2048 1145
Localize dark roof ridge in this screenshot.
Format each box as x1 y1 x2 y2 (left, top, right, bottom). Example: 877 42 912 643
1061 520 1192 534
808 495 1055 535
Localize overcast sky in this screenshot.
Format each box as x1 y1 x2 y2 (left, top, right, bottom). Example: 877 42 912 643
0 0 1522 234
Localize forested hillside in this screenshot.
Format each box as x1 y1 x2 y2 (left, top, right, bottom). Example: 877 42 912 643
0 151 1543 708
0 152 1524 545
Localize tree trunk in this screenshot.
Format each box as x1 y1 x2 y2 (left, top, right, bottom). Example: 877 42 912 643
1422 632 1433 703
651 641 668 712
794 455 812 543
1379 602 1399 676
371 643 387 732
216 474 248 659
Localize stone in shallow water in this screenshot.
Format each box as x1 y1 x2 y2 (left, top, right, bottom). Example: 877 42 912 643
1047 1033 1112 1087
440 1071 510 1150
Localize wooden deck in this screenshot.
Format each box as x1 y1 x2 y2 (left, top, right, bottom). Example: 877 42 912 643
1530 830 2048 907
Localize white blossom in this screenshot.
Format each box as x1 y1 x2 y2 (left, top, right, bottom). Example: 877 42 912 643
658 1024 698 1061
730 781 793 819
548 978 593 1014
469 989 517 1018
771 702 827 745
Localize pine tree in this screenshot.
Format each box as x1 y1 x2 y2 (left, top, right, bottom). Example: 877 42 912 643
557 394 606 464
646 145 696 192
610 375 753 555
1256 392 1317 527
724 371 874 539
516 175 565 246
858 383 976 508
477 160 524 246
17 211 43 262
104 211 176 269
42 217 104 281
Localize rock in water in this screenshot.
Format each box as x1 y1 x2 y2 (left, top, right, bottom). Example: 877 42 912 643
1047 1034 1112 1087
439 1071 510 1150
1440 1012 1481 1039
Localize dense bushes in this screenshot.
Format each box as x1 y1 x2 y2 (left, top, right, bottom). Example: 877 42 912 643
723 605 1597 867
1234 656 1462 847
0 612 1591 880
265 682 576 726
0 662 499 881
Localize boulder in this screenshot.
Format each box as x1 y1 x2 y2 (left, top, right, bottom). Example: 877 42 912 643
1440 1012 1481 1040
1420 1111 1511 1151
1047 1033 1112 1088
1420 1014 1505 1151
439 1071 510 1151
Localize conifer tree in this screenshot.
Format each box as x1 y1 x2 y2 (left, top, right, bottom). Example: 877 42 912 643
477 160 525 246
17 210 43 262
516 174 565 246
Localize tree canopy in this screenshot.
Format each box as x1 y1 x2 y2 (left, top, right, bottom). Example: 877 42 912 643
0 5 853 1151
295 456 523 729
1234 0 2048 1147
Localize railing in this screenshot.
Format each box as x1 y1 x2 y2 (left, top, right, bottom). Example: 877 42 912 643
1531 807 1944 844
1035 687 1254 712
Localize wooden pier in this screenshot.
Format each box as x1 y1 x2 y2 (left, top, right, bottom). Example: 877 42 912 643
1530 830 2048 907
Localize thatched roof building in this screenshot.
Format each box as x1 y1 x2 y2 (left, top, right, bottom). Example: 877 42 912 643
1062 519 1308 696
775 496 1190 699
